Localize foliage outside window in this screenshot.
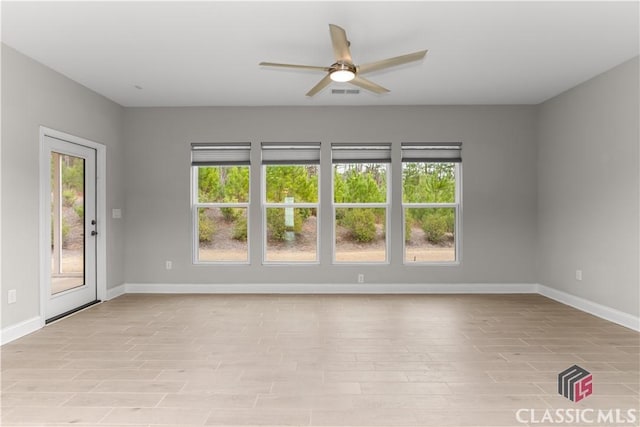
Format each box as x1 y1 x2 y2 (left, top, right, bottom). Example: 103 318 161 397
194 165 250 262
51 154 85 250
263 165 319 263
333 162 389 263
402 162 459 263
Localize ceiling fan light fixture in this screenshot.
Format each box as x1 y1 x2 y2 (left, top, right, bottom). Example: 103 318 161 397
329 63 356 82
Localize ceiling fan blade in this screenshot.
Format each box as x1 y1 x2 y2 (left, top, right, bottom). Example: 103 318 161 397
329 24 353 64
306 74 332 97
259 62 329 72
349 76 390 94
358 50 428 75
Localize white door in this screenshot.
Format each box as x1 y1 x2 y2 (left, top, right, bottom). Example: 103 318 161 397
44 135 98 321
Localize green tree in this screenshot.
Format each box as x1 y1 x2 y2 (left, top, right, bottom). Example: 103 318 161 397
222 166 250 202
266 165 318 203
198 167 221 202
61 157 84 194
232 215 248 241
264 165 318 239
403 163 456 234
403 162 454 204
422 214 448 244
335 164 386 204
266 208 303 242
342 208 377 243
334 164 387 241
198 166 250 203
198 209 215 243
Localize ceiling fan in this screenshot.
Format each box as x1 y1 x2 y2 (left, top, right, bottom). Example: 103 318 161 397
259 24 427 97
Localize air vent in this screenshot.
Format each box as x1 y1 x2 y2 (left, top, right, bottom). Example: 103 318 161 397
331 89 360 95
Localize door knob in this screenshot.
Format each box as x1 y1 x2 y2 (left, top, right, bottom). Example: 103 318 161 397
91 230 98 236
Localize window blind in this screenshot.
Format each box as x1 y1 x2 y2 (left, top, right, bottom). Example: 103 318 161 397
191 143 251 166
261 142 321 165
401 142 462 163
331 143 392 163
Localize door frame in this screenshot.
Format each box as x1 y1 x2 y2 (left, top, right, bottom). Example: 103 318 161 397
39 127 107 326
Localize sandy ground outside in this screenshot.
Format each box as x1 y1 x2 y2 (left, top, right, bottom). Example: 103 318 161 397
199 247 455 263
198 213 455 263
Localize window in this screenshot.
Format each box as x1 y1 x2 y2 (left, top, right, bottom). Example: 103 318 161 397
332 143 391 263
191 143 250 263
262 143 320 263
402 143 461 264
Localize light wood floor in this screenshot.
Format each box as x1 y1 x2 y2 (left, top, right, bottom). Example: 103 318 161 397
1 294 638 426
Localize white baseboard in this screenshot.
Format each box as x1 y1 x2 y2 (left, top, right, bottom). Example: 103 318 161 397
124 282 539 294
537 285 640 332
1 316 42 345
106 283 126 300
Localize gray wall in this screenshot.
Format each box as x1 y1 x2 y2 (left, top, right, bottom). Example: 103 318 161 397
1 45 125 327
537 57 639 316
123 106 538 285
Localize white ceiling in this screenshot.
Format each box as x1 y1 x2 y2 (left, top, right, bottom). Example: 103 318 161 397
2 1 638 107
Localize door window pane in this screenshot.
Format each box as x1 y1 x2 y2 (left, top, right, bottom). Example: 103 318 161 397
51 152 85 294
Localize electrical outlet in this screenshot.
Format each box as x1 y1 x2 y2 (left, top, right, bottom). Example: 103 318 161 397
357 273 364 283
165 260 172 270
8 289 16 304
576 270 582 281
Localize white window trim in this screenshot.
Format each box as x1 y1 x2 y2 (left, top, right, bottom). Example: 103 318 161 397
261 165 320 265
401 162 462 266
191 166 251 265
331 162 391 265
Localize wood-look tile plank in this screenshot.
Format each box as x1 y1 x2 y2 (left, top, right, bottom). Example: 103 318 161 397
101 407 211 425
359 381 450 395
1 369 83 381
255 394 354 410
62 392 164 407
0 392 75 407
92 380 185 393
311 408 421 426
4 380 101 393
158 393 257 409
271 381 361 395
1 406 111 425
75 369 161 380
205 408 310 426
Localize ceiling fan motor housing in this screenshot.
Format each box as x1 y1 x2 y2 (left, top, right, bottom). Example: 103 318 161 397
329 62 357 82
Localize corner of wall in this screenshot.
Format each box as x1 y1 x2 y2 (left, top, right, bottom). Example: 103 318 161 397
535 56 639 320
